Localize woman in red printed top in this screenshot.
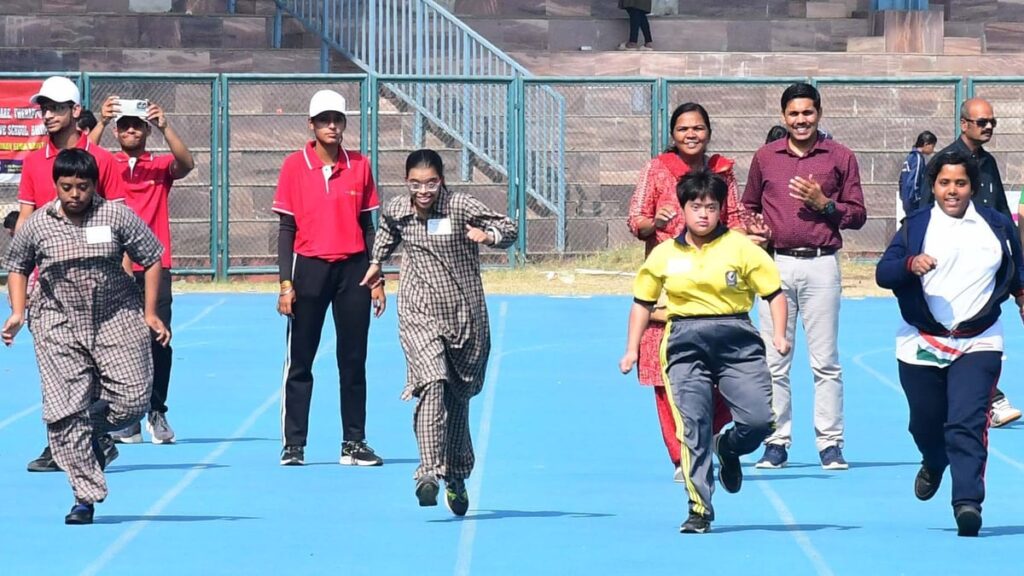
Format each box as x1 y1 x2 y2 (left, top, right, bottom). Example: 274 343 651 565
626 102 758 482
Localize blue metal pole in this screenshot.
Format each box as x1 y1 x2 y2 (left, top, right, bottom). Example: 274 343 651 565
227 0 236 14
273 5 282 49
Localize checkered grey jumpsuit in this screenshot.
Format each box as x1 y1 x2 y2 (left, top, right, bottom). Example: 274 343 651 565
371 188 517 481
3 197 162 504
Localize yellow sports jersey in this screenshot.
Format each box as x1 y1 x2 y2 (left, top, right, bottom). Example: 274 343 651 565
633 226 782 317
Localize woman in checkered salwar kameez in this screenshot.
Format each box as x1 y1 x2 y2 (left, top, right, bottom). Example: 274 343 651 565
1 149 169 525
362 149 517 516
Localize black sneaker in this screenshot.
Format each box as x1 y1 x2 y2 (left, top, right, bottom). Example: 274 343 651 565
914 465 943 501
340 440 383 466
416 475 439 507
27 446 60 472
445 478 469 517
92 435 119 471
65 502 94 525
954 504 982 537
714 433 742 494
679 511 712 534
280 445 305 466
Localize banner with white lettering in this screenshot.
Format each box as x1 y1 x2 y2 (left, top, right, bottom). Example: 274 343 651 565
0 80 46 184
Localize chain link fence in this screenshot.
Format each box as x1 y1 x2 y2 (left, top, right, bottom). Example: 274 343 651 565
223 75 364 273
86 74 218 273
375 78 515 267
0 73 1009 279
524 80 655 260
815 79 961 253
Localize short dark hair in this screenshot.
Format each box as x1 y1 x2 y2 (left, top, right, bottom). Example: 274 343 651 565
3 210 17 231
765 125 788 144
77 110 97 132
405 148 446 181
676 169 727 208
914 130 937 148
928 151 979 195
781 82 821 113
52 148 99 184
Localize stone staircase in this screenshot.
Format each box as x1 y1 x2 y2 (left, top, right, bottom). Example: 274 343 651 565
0 0 356 72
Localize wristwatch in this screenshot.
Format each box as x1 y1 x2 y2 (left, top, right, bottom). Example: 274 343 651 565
821 200 837 215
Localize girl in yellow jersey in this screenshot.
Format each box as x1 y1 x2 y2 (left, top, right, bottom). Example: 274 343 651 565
620 169 790 533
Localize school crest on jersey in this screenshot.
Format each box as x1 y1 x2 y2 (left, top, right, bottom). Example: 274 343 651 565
725 270 738 287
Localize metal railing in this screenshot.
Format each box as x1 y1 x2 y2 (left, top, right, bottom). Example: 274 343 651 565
271 0 568 251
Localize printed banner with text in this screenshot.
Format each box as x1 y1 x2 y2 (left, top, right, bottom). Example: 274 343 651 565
0 80 46 184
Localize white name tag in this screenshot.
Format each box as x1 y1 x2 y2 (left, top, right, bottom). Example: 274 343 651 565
665 258 692 275
85 225 113 244
427 218 452 235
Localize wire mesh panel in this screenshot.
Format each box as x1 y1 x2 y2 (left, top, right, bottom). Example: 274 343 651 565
86 75 217 273
969 81 1024 211
375 78 513 267
816 80 960 254
666 80 800 188
524 80 655 259
223 76 364 273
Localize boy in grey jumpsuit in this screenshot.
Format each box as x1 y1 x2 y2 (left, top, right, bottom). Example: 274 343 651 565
2 149 169 525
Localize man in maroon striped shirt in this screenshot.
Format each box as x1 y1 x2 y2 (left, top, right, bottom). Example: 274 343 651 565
742 82 867 471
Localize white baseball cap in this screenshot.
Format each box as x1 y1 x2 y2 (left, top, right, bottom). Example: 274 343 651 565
308 90 346 118
30 76 80 106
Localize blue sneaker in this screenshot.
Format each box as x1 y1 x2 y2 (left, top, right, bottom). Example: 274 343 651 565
819 445 849 470
755 444 788 469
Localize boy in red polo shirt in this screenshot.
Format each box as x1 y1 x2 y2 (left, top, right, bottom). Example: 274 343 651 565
89 95 195 445
272 89 386 467
17 76 120 474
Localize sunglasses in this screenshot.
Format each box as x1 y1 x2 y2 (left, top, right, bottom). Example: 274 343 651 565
962 117 997 129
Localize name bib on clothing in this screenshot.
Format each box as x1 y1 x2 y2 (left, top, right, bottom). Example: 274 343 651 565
427 218 452 235
85 225 113 244
665 258 692 275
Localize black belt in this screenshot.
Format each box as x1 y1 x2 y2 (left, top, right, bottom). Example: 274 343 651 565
668 313 749 322
771 247 837 259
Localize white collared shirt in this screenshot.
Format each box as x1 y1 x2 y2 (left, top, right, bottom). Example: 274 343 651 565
920 202 1001 330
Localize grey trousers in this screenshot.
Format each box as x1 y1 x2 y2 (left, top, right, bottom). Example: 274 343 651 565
757 253 844 451
664 316 775 520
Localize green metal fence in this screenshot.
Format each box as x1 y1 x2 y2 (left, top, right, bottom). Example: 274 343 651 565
0 73 998 280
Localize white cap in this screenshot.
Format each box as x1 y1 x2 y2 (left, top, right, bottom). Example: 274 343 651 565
30 76 80 106
308 90 346 118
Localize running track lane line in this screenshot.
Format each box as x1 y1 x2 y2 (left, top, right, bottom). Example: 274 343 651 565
746 464 837 576
0 301 226 435
854 349 1024 473
78 388 281 576
454 300 508 576
79 333 336 576
0 403 42 431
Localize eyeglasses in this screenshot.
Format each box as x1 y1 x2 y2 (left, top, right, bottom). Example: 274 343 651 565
407 179 441 192
39 102 71 114
962 117 997 129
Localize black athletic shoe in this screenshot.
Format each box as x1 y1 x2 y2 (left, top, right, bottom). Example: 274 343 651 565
914 465 943 501
91 435 119 471
416 475 439 507
280 445 305 466
679 511 712 534
445 478 469 517
714 433 742 494
27 446 60 472
954 504 982 537
65 502 95 525
340 440 383 466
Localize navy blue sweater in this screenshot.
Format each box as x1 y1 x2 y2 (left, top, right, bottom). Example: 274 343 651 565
875 203 1024 337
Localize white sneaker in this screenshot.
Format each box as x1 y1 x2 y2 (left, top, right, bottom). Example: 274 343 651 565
673 466 684 483
992 398 1022 428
